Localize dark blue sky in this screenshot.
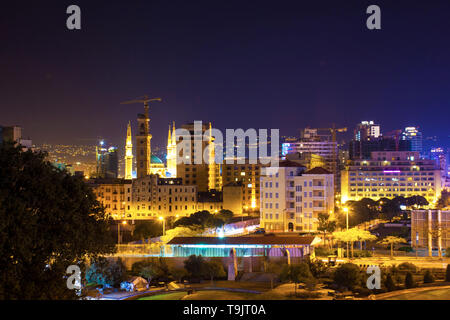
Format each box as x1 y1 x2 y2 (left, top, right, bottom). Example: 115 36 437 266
1 0 449 149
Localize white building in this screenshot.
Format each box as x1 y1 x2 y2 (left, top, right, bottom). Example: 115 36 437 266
260 161 334 233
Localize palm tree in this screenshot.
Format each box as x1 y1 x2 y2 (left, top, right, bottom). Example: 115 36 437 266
378 236 405 259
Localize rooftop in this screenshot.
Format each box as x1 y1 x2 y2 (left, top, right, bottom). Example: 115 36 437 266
167 235 318 246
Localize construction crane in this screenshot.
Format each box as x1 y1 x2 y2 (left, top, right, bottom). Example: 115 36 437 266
120 95 162 120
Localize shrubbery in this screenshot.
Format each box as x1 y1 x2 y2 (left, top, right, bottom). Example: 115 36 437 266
398 262 417 273
404 272 415 288
333 263 361 290
423 270 434 283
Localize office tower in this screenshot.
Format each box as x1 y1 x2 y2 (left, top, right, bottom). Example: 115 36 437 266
96 141 119 179
176 121 219 192
354 120 381 141
402 127 423 154
260 161 334 233
125 121 133 180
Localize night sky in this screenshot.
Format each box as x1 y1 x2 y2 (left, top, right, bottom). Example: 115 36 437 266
1 0 450 149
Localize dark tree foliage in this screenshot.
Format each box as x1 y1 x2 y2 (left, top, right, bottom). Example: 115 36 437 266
86 257 126 288
437 190 450 209
404 272 415 288
183 255 208 279
423 270 434 283
174 210 233 230
333 263 361 290
0 143 116 299
132 221 162 241
384 274 396 291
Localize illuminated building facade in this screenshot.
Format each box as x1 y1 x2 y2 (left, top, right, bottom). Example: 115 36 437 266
402 126 423 154
131 175 198 219
341 151 443 204
411 210 450 256
354 120 381 141
125 121 133 179
175 122 220 192
260 161 335 233
89 178 132 220
281 129 337 180
166 122 177 177
222 161 270 212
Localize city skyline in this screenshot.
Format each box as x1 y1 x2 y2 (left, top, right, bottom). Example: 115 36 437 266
1 1 450 148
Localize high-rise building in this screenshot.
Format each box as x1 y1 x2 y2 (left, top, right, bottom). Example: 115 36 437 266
175 121 219 192
341 151 443 204
402 127 423 154
0 125 33 149
354 121 381 141
281 128 339 191
125 121 133 180
96 141 119 179
260 161 334 233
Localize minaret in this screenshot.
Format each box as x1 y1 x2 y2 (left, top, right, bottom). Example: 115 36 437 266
167 122 177 177
125 121 133 179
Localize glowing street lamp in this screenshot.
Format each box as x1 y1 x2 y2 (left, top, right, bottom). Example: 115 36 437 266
118 220 127 245
159 216 165 236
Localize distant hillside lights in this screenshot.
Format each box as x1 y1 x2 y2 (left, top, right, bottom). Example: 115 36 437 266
173 120 279 168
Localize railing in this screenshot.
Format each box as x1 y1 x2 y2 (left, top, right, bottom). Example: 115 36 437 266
113 244 172 257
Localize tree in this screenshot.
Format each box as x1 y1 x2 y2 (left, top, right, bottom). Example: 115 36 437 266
423 270 434 284
333 263 361 290
378 236 405 258
0 143 116 299
216 209 234 225
170 267 188 283
86 257 127 288
317 213 337 248
280 263 313 295
437 190 450 209
332 228 375 258
205 259 226 284
184 255 208 280
405 272 415 288
384 274 396 291
132 221 162 241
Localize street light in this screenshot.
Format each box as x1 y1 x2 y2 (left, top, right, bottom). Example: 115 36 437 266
343 207 349 230
159 216 165 236
343 207 349 259
118 220 127 245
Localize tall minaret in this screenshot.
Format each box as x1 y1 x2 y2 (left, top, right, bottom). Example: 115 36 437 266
125 121 133 179
167 122 177 177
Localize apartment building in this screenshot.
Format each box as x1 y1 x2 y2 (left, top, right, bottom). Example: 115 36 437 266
260 161 334 233
221 161 270 212
131 175 198 220
341 151 443 203
88 178 132 220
